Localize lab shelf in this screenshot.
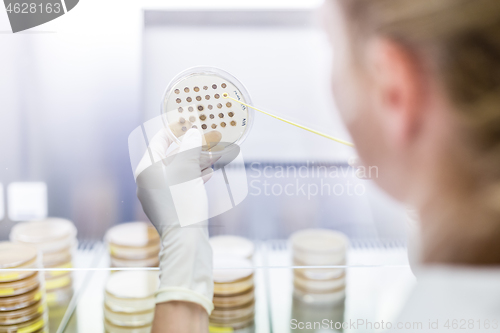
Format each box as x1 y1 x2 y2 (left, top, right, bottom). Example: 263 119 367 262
50 240 414 333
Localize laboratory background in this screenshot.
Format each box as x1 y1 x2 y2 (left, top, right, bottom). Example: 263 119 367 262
0 1 415 332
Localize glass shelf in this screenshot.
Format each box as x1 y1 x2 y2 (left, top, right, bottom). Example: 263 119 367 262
48 241 415 333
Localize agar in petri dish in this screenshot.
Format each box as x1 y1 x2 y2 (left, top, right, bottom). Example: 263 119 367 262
161 67 253 153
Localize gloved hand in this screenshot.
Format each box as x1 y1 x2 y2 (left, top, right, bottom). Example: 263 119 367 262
135 127 220 315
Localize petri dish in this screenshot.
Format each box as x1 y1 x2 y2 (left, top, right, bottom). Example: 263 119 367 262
213 258 254 296
104 319 152 333
0 272 41 297
210 300 255 321
10 218 77 253
104 305 154 327
293 258 345 280
44 259 72 279
0 242 40 283
105 271 158 313
209 313 254 330
45 284 73 307
42 246 74 267
0 286 43 311
0 298 46 325
106 222 159 248
293 272 346 292
110 256 159 268
289 229 348 266
213 287 254 309
109 242 160 261
45 272 72 291
209 236 254 260
293 285 345 305
160 67 253 154
0 311 48 333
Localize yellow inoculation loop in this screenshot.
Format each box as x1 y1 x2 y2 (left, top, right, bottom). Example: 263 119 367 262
222 93 354 147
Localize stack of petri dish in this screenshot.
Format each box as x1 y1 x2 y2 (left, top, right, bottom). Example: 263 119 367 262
10 218 77 307
289 229 348 305
209 236 255 332
103 271 158 333
0 242 48 333
105 222 160 268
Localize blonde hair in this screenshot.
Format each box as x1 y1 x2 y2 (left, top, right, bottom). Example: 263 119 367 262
339 0 500 177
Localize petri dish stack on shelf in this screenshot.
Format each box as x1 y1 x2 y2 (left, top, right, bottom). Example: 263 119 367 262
289 229 348 305
103 271 158 333
0 242 48 333
209 236 255 332
105 222 160 268
10 218 77 307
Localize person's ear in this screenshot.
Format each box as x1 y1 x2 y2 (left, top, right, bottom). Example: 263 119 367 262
366 38 425 148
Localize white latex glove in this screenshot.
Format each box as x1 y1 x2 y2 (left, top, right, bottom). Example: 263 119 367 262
135 128 216 315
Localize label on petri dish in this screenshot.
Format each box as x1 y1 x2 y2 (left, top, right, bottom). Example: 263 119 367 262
18 317 45 333
0 272 20 282
209 326 234 333
45 275 71 290
0 288 15 296
7 182 48 221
